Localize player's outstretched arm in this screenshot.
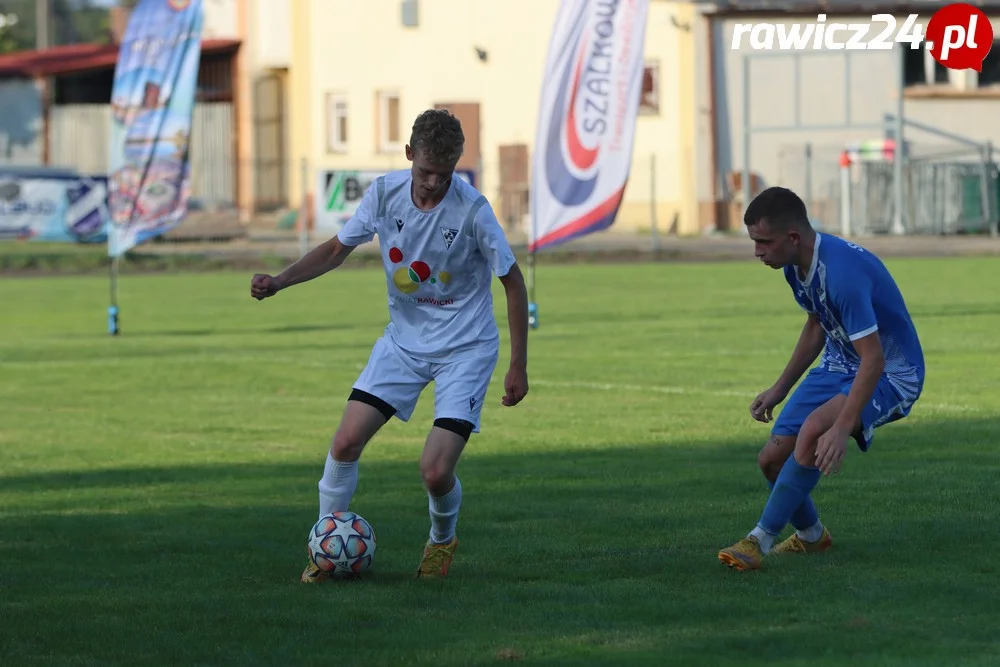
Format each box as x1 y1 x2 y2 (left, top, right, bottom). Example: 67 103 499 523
250 236 356 300
499 262 529 407
773 315 825 395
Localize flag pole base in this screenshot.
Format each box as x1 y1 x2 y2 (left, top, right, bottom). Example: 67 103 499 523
107 305 120 335
108 255 120 336
527 247 539 330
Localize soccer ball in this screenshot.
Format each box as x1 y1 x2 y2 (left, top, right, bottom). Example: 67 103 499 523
307 511 377 577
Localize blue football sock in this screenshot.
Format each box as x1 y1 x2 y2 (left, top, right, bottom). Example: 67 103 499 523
758 457 823 536
767 480 819 531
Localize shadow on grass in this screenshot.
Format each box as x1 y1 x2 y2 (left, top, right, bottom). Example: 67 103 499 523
117 322 371 338
3 338 382 365
1 417 998 666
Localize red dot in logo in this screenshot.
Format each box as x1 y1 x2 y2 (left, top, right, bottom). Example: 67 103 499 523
926 3 994 73
389 247 403 263
409 260 431 282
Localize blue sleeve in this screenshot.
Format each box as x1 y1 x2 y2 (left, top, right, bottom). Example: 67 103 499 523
830 269 878 341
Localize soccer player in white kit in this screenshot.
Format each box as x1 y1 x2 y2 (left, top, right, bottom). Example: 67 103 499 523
250 109 530 581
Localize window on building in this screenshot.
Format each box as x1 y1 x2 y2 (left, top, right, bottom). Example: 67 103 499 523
903 44 949 87
377 91 402 152
326 93 349 153
640 61 659 114
902 41 1000 93
978 41 1000 87
401 0 419 27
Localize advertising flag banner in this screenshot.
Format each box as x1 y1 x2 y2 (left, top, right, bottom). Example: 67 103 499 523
107 0 203 258
530 0 649 252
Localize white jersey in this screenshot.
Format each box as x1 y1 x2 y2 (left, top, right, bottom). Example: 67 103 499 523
337 170 516 362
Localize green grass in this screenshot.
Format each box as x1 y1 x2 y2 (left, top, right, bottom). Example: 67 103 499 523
2 257 999 666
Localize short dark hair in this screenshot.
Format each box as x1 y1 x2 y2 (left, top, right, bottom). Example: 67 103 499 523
743 186 811 231
409 109 464 165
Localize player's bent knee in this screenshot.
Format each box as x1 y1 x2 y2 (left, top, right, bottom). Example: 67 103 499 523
796 414 826 451
793 431 820 467
419 449 459 491
420 462 454 492
757 449 783 482
331 428 366 461
433 417 473 442
758 434 795 481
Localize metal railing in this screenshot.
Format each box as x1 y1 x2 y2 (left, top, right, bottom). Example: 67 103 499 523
777 139 999 237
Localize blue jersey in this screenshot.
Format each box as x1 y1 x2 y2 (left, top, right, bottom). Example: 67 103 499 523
784 233 924 400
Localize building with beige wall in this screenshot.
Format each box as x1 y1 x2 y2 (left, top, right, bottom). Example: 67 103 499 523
287 0 703 235
284 0 1000 238
199 0 293 217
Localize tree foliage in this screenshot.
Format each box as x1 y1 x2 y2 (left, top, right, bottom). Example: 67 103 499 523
0 0 116 54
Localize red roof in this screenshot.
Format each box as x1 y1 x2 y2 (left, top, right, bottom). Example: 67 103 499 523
0 39 241 78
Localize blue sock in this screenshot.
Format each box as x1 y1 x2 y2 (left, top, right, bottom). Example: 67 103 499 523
767 480 819 531
758 457 822 536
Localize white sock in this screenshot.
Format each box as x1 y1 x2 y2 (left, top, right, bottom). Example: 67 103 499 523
749 526 776 553
796 521 825 543
317 453 358 519
428 477 462 544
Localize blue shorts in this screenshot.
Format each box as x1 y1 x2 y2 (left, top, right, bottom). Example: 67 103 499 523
772 367 919 451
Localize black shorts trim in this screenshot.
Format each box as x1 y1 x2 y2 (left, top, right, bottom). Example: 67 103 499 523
349 388 396 422
434 417 474 442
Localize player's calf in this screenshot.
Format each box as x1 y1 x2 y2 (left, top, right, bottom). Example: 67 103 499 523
416 419 471 578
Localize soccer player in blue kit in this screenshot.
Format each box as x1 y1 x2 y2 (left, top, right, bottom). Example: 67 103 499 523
718 187 925 571
250 109 529 581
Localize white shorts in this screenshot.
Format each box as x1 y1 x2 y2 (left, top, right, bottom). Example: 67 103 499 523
352 336 499 433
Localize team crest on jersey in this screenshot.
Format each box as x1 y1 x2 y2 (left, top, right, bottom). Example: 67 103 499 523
440 227 458 249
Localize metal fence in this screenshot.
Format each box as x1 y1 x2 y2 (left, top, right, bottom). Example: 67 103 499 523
777 141 1000 237
852 147 999 235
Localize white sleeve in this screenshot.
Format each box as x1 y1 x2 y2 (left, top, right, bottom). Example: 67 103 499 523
472 198 516 277
336 178 379 246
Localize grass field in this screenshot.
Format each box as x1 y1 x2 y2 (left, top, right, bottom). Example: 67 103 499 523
3 256 999 666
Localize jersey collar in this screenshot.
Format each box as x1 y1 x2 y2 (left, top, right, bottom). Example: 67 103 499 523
797 232 822 285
